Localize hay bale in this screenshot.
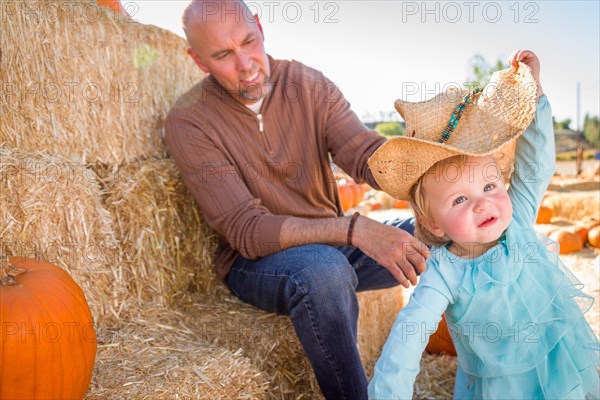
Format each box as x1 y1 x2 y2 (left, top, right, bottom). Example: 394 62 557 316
414 353 457 399
0 148 126 320
548 177 600 192
88 308 269 399
543 190 600 222
182 286 403 399
1 0 203 163
181 294 320 399
96 157 223 307
357 287 404 378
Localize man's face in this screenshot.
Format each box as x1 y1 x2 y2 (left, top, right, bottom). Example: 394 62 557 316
187 12 271 105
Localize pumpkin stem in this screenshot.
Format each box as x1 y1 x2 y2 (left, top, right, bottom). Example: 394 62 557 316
0 257 27 286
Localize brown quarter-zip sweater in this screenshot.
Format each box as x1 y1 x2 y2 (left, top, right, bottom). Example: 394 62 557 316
165 56 386 281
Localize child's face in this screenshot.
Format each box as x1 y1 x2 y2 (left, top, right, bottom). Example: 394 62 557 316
422 156 512 255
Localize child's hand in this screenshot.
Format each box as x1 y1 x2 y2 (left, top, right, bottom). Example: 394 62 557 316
509 49 543 97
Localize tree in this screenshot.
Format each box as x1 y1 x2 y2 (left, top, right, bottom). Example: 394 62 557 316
465 54 508 90
583 114 600 147
375 122 404 138
553 117 572 131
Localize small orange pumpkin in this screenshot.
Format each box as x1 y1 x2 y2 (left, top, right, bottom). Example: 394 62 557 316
581 217 600 231
588 226 600 249
0 257 97 399
350 184 363 207
368 202 382 211
549 230 584 254
425 315 456 356
393 199 409 209
338 184 355 211
567 225 589 245
96 0 128 15
535 205 553 224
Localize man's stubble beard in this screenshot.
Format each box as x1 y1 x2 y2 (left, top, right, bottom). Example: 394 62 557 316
240 75 272 103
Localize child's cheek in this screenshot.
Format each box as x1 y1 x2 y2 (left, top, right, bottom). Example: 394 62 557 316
447 207 471 241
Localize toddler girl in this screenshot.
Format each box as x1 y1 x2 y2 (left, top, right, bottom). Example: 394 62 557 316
367 50 599 399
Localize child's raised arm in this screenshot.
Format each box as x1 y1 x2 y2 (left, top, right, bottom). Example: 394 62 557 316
507 51 554 225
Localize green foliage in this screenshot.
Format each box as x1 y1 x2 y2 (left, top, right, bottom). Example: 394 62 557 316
553 117 572 131
465 54 508 90
375 122 404 138
133 44 160 69
556 149 598 161
583 114 600 147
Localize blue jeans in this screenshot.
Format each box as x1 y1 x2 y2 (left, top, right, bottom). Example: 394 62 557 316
225 218 415 400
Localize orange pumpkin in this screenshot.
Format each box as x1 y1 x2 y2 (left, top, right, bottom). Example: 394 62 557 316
393 199 409 209
425 315 457 356
96 0 129 16
549 230 584 254
567 225 589 245
581 217 600 231
588 226 600 249
535 205 553 224
369 202 382 211
338 184 355 211
350 184 363 207
0 257 97 399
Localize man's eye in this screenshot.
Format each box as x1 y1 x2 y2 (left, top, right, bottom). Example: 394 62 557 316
453 196 467 205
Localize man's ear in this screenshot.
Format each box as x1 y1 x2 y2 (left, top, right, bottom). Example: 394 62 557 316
187 47 210 73
254 14 264 38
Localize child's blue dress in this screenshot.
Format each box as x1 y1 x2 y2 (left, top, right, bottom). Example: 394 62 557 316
368 96 600 399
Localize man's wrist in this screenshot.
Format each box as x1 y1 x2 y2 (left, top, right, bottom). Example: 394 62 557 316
347 212 361 247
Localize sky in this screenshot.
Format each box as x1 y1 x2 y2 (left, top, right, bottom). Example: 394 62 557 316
130 0 599 125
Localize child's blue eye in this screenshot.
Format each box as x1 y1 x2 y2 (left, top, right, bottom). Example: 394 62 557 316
453 196 467 205
484 183 495 191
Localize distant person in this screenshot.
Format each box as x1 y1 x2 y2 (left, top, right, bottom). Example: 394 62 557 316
368 50 600 399
165 1 429 398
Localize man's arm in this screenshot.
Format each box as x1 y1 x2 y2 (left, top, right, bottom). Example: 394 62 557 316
282 72 429 286
280 215 429 288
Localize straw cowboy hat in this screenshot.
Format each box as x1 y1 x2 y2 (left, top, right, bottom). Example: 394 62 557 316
368 62 538 200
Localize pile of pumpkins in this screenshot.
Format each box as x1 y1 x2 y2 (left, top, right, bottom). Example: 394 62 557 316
337 180 369 211
536 205 600 254
337 181 409 212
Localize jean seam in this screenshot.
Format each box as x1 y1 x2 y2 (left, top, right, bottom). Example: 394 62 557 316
229 252 357 399
292 273 348 399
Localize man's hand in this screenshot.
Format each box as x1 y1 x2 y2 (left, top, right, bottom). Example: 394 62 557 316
509 49 543 98
352 217 430 288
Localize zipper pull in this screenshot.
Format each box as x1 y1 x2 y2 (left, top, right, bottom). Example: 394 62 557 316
257 113 264 133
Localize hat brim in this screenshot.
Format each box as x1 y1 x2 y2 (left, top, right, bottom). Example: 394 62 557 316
368 135 518 200
368 64 537 200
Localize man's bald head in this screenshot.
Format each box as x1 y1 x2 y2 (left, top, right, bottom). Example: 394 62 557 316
183 0 257 52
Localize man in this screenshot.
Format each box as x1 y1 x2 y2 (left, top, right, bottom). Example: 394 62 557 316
165 1 429 398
